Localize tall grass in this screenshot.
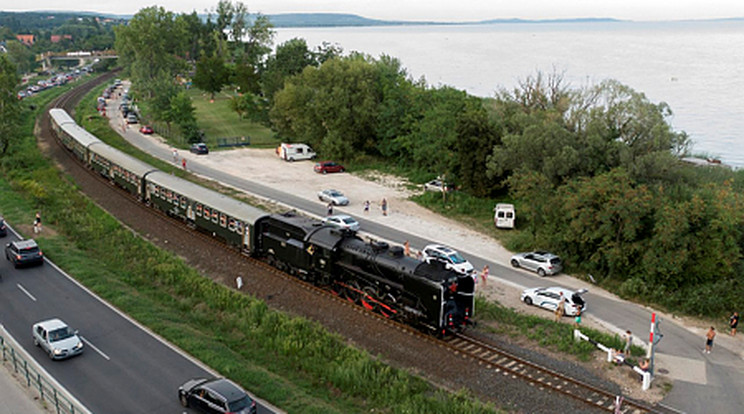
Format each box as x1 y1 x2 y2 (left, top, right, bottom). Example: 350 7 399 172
0 79 503 413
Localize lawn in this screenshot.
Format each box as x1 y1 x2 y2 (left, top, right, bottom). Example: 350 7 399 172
187 88 278 148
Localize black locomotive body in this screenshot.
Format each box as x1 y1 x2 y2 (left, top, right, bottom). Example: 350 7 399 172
255 212 475 334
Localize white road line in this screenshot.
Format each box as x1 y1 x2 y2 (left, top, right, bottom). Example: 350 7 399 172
79 336 111 361
16 283 37 302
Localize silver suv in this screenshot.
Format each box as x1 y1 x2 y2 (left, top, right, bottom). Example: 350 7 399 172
510 250 562 276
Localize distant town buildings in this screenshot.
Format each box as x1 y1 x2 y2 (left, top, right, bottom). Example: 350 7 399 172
16 34 34 45
50 34 73 43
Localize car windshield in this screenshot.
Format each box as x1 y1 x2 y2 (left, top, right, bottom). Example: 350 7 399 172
49 327 74 342
342 217 356 224
329 191 342 197
447 252 466 264
550 258 562 265
228 396 252 411
21 246 39 254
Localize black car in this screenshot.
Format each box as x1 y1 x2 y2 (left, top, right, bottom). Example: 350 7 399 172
179 378 256 414
190 143 209 155
5 239 44 268
0 217 7 237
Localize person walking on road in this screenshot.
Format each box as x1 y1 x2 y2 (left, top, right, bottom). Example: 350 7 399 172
182 157 187 170
704 326 716 354
327 202 333 216
729 312 739 336
480 265 490 286
363 200 370 214
172 149 179 163
404 240 410 257
624 330 633 356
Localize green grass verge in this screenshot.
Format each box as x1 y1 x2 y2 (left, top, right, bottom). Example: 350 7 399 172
0 80 502 413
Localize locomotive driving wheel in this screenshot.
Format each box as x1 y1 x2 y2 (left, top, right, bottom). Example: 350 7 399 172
361 286 380 312
344 280 362 304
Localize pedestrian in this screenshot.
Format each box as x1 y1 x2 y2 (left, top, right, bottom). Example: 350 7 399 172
639 358 650 372
381 198 388 216
574 308 582 328
363 200 370 214
729 311 739 336
182 157 187 170
554 293 565 322
327 202 333 216
404 240 410 257
480 265 490 286
416 250 423 261
172 149 178 163
33 211 42 234
624 330 632 356
704 326 716 354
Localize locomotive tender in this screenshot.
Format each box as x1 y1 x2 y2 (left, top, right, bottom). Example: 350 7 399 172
49 108 475 334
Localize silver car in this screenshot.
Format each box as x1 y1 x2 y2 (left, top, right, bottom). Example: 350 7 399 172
32 318 84 360
317 189 349 206
521 286 587 316
510 250 562 276
322 214 360 231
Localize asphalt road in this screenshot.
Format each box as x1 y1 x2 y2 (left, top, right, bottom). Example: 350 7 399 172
112 118 744 413
0 227 276 414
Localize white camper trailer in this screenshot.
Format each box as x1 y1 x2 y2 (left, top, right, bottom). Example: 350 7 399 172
277 143 317 162
494 203 515 229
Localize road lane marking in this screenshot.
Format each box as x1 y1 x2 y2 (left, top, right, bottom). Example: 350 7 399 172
79 336 111 361
16 284 37 302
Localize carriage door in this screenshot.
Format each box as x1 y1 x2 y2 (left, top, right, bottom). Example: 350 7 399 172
242 224 251 253
187 204 195 221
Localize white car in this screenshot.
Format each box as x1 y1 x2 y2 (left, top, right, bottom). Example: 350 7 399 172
317 189 349 206
421 244 474 275
510 251 563 276
520 287 587 316
322 214 360 231
32 318 84 360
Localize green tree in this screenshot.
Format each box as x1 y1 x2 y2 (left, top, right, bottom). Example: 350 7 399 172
168 91 196 127
0 55 21 154
193 54 229 100
4 40 35 74
261 38 316 103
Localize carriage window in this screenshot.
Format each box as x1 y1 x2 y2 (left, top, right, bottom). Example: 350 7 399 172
154 186 159 196
236 221 244 235
196 204 202 217
212 210 219 223
220 214 227 227
203 207 210 218
228 219 236 231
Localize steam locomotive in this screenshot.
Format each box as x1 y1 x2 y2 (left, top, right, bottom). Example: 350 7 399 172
49 108 475 335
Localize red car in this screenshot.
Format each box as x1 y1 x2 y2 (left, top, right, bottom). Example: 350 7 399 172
139 125 154 134
314 161 345 174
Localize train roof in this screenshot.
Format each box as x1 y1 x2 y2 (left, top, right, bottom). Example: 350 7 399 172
49 108 76 126
88 142 158 177
146 171 267 223
61 122 102 148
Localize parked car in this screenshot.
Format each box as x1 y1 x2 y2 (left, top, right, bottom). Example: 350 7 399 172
421 244 474 275
179 377 257 414
5 239 43 268
510 251 563 276
126 113 138 124
314 161 345 174
0 216 6 237
322 214 360 231
423 179 455 192
32 318 84 360
520 286 587 316
317 189 349 206
190 143 209 155
139 125 154 134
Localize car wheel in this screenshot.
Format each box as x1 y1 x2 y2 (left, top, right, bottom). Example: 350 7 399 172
340 168 345 173
322 170 327 174
48 349 55 359
537 268 546 277
510 259 519 268
179 393 189 407
289 157 295 162
523 297 533 306
33 337 39 347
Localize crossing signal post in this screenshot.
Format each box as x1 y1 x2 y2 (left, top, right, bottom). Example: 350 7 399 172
647 312 663 375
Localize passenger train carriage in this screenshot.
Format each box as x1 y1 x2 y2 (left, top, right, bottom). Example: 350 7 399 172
49 107 474 335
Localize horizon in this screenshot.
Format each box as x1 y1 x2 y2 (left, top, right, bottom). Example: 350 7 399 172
4 0 744 22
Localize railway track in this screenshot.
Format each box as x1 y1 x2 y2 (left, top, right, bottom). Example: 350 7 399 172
42 74 681 414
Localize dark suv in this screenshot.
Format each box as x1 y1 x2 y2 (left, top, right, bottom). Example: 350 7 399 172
179 377 256 414
5 239 44 268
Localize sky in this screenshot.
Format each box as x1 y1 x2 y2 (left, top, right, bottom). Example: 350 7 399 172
4 0 744 22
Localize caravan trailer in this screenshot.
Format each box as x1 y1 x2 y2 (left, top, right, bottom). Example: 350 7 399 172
277 143 317 162
494 203 515 229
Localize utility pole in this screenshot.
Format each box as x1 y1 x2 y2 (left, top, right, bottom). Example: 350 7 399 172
647 312 663 375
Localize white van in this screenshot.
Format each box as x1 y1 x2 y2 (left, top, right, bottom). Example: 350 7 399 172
494 203 515 229
277 143 317 162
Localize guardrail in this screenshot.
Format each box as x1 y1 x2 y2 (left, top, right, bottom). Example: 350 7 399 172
0 324 92 414
216 136 251 147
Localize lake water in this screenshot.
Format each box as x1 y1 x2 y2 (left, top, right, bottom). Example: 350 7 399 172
276 20 744 168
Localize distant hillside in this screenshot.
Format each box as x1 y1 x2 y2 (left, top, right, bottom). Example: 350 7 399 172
265 13 405 27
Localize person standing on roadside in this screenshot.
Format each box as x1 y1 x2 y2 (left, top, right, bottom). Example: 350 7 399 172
327 202 333 216
33 211 42 234
172 148 178 163
404 240 410 257
182 157 187 170
624 330 633 357
363 200 370 214
704 326 716 354
554 293 565 322
381 198 388 216
574 308 582 328
729 312 739 336
480 265 489 286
